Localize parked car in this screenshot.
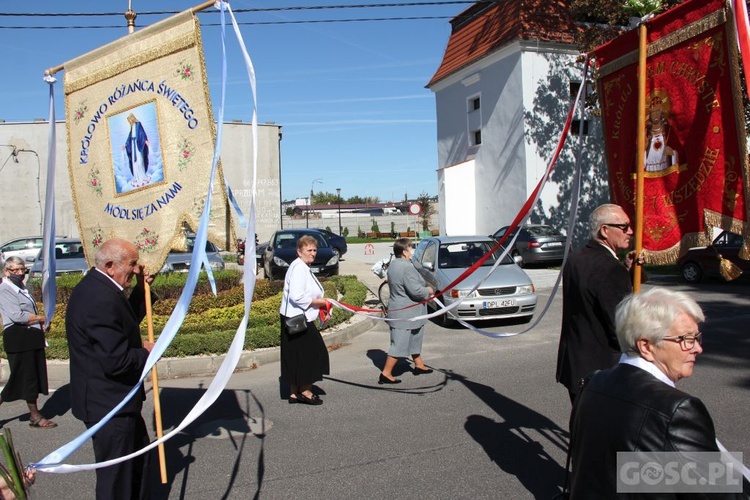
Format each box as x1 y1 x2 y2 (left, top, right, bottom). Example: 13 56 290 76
677 231 750 283
236 236 265 274
413 235 537 326
1 236 45 264
28 238 89 279
262 229 339 280
29 235 225 278
315 228 348 258
491 224 567 267
160 234 225 273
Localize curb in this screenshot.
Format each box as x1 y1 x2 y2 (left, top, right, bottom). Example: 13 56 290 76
5 313 378 389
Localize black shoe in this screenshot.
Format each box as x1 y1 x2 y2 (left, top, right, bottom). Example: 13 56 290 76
378 373 402 385
288 396 299 404
413 367 434 375
296 393 323 405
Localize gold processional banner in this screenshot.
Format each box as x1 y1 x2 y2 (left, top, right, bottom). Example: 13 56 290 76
64 11 235 273
594 0 749 264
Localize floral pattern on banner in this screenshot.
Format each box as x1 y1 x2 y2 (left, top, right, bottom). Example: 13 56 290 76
74 101 88 124
192 196 212 220
176 59 194 81
88 168 102 196
135 227 159 253
177 137 194 170
90 225 104 248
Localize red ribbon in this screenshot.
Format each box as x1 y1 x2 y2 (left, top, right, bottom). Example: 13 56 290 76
335 59 586 314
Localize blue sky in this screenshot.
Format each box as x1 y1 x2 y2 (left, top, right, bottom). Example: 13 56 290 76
0 1 467 203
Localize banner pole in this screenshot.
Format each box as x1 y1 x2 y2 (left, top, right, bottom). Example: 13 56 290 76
45 0 221 76
633 22 648 293
144 282 168 484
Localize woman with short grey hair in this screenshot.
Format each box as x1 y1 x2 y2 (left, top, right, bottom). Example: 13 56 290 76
0 256 56 427
568 287 750 495
615 287 705 356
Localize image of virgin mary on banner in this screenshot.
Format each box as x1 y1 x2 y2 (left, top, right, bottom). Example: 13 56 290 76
594 0 750 264
63 10 235 272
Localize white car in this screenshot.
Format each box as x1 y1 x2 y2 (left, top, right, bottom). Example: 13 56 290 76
0 236 45 264
413 235 537 327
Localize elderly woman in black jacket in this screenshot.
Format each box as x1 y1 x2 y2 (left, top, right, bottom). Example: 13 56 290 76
569 287 748 497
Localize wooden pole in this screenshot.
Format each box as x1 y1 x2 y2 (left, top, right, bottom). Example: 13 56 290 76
633 22 648 293
144 281 168 484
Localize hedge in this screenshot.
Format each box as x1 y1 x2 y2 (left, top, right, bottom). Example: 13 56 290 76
2 273 367 359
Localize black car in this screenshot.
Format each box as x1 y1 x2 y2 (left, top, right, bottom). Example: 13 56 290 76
315 228 347 258
677 231 750 283
492 224 567 267
262 229 339 280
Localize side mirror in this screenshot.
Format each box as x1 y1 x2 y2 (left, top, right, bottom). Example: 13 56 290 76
513 255 522 265
26 256 36 263
422 262 434 271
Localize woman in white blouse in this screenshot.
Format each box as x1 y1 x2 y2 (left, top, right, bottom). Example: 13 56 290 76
279 235 331 406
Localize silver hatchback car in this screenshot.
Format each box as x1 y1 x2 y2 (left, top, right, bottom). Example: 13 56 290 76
413 236 537 327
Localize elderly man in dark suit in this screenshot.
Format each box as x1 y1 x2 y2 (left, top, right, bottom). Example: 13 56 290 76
556 203 640 404
66 238 155 500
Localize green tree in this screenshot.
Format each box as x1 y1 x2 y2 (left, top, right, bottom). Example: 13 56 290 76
416 191 435 231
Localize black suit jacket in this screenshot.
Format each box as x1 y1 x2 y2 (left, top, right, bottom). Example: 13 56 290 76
556 240 632 395
66 269 149 422
570 364 748 498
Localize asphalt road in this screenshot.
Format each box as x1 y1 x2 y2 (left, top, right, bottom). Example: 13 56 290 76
6 243 750 499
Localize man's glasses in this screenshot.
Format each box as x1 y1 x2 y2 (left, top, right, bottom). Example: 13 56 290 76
662 332 702 349
6 267 27 275
603 223 631 232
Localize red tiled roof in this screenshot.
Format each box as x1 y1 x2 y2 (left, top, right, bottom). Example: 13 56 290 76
427 0 578 87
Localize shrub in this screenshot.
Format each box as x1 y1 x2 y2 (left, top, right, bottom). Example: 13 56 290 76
5 274 368 359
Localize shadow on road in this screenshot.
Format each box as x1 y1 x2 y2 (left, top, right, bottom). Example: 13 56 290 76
151 386 266 500
443 369 568 499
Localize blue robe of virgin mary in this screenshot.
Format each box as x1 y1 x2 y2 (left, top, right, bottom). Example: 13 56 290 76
124 122 149 176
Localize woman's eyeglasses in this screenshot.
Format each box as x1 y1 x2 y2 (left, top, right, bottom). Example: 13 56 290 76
662 332 702 349
6 267 27 275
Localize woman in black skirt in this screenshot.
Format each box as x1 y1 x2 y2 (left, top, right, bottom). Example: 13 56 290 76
0 256 57 427
278 235 331 406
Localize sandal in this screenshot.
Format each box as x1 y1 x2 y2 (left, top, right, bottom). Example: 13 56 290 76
29 417 58 428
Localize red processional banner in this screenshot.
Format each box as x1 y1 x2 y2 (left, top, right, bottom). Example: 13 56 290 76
594 0 750 264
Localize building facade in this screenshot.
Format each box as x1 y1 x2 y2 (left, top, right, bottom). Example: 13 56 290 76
427 0 609 243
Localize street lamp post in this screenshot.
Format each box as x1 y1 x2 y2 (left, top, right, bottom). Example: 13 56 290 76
336 188 342 235
307 178 322 228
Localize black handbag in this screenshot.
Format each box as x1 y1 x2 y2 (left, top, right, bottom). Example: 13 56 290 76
283 291 308 335
284 314 308 335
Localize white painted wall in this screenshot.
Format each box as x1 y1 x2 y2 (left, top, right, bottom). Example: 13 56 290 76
430 39 596 237
441 159 476 235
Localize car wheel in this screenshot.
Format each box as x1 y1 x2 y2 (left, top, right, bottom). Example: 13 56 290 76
332 247 341 259
681 262 703 283
438 310 455 328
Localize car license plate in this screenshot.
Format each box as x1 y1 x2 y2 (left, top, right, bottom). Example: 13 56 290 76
483 299 516 308
310 267 320 273
545 242 563 247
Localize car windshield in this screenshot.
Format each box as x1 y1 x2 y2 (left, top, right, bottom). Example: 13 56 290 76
34 242 85 261
172 237 218 254
526 226 561 237
438 241 513 269
274 233 328 249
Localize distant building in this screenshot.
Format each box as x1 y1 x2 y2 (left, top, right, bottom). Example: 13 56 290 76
0 120 282 247
427 0 607 239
